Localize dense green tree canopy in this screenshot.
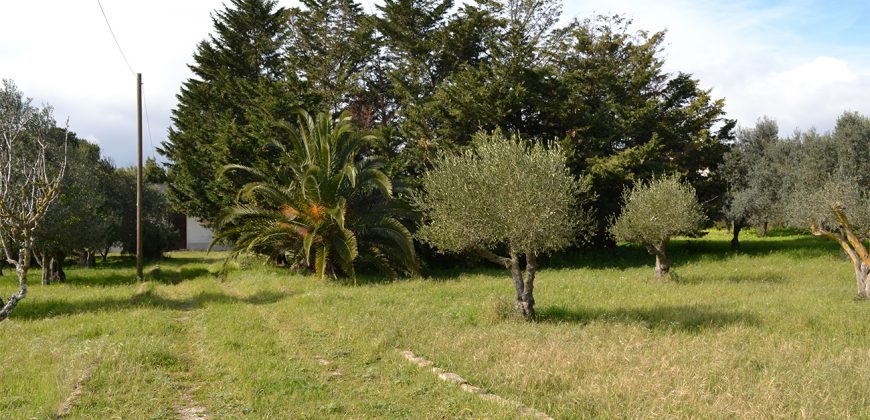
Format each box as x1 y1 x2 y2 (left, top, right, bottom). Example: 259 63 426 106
288 0 376 115
161 0 313 223
33 130 113 280
416 130 589 318
783 111 870 297
162 0 735 256
416 131 583 255
549 16 732 241
720 117 790 243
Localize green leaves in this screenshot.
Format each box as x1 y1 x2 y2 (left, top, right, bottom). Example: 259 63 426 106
609 174 705 247
416 130 586 256
162 0 313 223
213 110 417 280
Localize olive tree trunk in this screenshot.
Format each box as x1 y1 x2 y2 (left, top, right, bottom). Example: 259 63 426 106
856 261 870 299
645 243 671 278
731 219 744 251
478 248 538 320
50 253 66 283
41 253 52 285
509 251 537 320
78 249 96 268
811 208 870 298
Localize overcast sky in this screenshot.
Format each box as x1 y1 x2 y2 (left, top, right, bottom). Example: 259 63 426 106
1 0 868 166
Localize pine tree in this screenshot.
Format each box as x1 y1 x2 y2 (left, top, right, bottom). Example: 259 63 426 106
160 0 315 223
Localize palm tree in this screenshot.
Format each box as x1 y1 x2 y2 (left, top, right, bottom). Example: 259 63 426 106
211 110 417 280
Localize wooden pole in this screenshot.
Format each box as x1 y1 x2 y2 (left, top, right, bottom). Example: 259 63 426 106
136 73 143 280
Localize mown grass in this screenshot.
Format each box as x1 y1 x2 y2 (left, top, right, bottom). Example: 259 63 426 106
2 230 870 418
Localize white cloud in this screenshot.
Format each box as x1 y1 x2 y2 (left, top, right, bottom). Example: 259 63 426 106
562 0 870 134
84 134 101 145
726 56 870 133
0 0 226 166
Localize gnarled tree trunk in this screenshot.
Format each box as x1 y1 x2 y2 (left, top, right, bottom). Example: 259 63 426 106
78 249 96 268
811 207 870 299
521 251 537 319
856 261 870 299
50 253 66 283
645 242 671 278
759 221 769 237
0 248 31 322
478 248 538 320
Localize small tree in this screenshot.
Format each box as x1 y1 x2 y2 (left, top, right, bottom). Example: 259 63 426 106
0 80 66 321
610 175 705 278
416 131 588 319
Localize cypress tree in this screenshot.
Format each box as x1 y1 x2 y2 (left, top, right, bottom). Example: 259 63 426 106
160 0 315 223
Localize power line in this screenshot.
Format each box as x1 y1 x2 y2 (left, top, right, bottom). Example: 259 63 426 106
141 85 156 158
96 0 135 75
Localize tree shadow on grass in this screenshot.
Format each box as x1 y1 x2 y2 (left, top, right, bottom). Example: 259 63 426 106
546 235 843 271
677 272 787 285
537 304 759 332
61 267 210 287
88 254 216 269
411 235 843 282
10 289 292 320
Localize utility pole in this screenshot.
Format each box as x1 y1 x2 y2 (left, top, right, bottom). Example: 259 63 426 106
136 73 143 281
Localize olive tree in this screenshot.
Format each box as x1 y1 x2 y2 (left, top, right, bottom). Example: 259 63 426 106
784 112 870 298
720 117 791 249
610 175 705 278
416 131 588 320
0 80 66 321
788 178 869 297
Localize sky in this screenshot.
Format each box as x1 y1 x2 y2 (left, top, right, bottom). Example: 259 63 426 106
1 0 868 166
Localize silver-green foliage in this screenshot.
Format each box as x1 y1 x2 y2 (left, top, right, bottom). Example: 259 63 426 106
416 131 584 255
610 175 705 246
788 176 870 239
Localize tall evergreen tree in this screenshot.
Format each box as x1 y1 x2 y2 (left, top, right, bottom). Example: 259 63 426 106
372 0 501 182
548 15 734 242
160 0 314 223
288 0 376 117
425 0 562 146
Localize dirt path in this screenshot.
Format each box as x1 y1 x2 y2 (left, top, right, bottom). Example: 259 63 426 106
55 357 102 418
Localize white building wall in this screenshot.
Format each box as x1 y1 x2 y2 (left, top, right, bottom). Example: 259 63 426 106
186 217 230 251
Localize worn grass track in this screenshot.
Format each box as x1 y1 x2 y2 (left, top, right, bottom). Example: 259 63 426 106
2 230 870 418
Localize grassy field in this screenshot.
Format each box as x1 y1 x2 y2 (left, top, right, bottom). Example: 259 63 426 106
2 230 870 418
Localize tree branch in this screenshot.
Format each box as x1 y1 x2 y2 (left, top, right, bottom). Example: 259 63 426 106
812 223 860 267
831 206 870 267
474 247 511 269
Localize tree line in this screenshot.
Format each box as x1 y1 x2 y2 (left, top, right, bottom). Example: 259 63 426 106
160 0 733 271
0 0 867 322
721 113 870 296
158 0 867 313
0 80 176 287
